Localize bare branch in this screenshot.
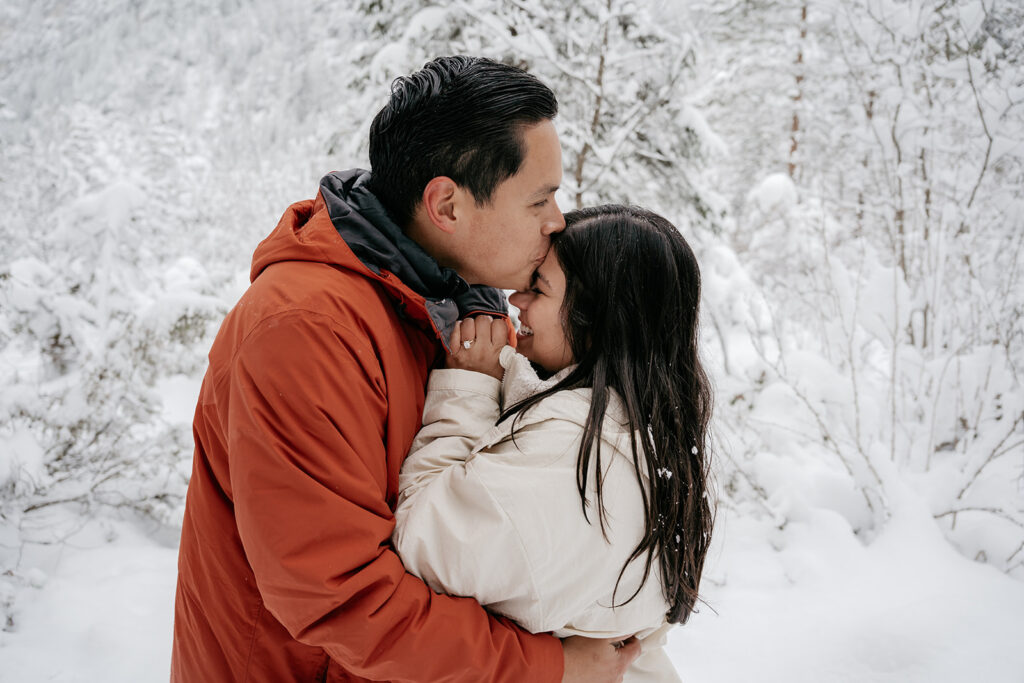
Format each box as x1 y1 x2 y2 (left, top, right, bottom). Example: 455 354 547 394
960 36 994 213
936 507 1024 531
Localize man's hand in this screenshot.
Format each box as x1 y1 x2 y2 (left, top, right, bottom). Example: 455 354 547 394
446 316 507 380
561 636 641 683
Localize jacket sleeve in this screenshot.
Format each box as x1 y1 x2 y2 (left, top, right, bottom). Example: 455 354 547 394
394 369 598 634
226 311 563 682
396 368 505 501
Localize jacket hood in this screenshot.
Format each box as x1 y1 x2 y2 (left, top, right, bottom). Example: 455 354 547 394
250 170 509 351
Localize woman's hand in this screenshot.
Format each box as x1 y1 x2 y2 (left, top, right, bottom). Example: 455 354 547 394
446 315 507 380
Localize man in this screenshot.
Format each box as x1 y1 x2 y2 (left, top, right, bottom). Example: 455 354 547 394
172 56 641 682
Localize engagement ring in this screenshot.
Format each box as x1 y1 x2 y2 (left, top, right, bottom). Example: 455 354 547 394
463 340 474 349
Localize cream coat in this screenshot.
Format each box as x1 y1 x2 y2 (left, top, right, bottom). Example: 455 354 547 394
394 347 681 682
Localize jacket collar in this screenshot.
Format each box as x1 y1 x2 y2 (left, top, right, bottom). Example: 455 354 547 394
320 170 509 352
498 347 629 427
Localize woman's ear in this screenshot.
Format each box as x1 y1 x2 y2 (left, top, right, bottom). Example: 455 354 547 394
421 176 459 235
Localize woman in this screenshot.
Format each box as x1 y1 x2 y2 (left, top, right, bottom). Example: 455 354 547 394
393 205 714 681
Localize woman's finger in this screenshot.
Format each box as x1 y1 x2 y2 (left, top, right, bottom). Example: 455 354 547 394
474 316 500 350
472 316 492 347
449 320 462 355
461 317 477 346
489 317 507 346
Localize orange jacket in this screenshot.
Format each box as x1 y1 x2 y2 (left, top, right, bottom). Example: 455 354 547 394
171 170 562 682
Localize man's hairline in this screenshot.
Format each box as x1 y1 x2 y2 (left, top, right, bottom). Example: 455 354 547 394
465 116 559 208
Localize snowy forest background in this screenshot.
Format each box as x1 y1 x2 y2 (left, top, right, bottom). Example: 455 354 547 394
1 0 1023 680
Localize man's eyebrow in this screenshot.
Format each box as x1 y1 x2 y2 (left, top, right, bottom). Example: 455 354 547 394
530 184 560 199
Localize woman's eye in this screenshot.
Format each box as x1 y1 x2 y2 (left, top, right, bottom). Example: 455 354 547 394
533 199 548 208
530 287 543 295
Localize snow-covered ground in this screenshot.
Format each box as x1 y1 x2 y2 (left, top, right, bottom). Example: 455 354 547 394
670 503 1024 682
2 499 1023 682
0 519 179 682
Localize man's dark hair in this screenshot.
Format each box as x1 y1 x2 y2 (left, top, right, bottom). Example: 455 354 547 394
368 55 558 227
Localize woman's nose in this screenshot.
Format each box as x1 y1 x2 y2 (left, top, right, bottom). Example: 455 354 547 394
509 291 529 309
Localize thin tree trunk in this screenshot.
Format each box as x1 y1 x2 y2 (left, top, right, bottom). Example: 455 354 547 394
788 3 807 178
575 0 611 209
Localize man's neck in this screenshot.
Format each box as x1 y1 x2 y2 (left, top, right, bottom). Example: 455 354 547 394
405 211 459 276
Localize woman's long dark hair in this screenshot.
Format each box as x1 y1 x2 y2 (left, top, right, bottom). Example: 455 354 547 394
501 205 714 624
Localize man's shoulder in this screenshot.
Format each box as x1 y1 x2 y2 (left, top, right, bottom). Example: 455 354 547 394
245 259 395 332
204 260 404 375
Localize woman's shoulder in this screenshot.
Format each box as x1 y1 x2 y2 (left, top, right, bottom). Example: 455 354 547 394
465 350 635 470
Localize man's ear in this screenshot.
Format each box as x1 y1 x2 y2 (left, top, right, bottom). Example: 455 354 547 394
422 176 460 235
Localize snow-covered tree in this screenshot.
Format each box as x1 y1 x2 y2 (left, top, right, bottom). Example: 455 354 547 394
338 0 722 230
688 0 1024 574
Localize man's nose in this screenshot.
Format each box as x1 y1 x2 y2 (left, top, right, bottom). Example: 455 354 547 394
542 200 565 235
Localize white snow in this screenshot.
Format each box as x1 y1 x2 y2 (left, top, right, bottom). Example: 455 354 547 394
1 500 1023 681
0 519 178 682
670 499 1024 683
747 173 798 217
